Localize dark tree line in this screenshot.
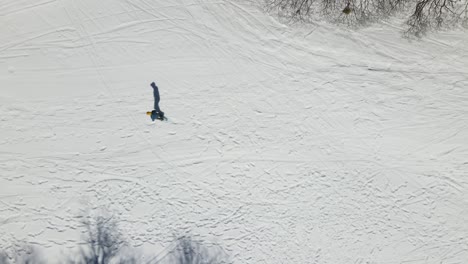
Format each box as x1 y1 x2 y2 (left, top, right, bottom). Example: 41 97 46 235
266 0 468 36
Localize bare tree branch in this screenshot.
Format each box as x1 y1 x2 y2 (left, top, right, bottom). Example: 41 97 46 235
265 0 468 36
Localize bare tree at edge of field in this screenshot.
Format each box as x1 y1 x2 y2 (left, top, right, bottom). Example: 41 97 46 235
265 0 468 36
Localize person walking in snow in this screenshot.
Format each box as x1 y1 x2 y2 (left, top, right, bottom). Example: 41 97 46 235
150 82 165 121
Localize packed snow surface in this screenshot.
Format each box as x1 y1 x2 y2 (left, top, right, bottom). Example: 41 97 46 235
1 0 468 263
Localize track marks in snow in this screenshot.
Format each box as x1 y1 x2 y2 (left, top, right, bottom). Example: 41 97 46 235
0 0 57 17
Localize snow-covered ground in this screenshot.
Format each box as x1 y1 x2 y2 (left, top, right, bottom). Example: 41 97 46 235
1 0 468 263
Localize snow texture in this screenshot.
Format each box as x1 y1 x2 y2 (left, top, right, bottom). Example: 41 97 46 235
1 0 468 263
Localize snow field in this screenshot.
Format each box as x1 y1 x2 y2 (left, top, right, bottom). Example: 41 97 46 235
1 0 468 263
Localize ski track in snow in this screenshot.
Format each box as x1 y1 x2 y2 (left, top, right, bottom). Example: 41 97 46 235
1 0 468 263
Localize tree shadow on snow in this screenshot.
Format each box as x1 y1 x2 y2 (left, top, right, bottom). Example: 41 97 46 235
1 214 229 264
165 236 229 264
66 215 137 264
0 245 45 264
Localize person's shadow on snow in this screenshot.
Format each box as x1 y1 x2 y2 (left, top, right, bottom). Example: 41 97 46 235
150 82 165 121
